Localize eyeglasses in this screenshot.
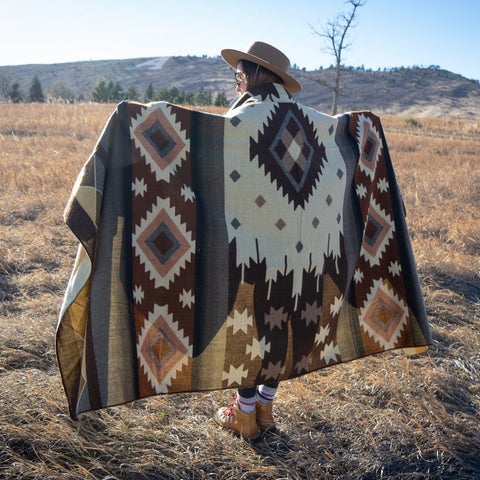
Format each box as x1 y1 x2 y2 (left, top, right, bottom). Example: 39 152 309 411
235 71 246 86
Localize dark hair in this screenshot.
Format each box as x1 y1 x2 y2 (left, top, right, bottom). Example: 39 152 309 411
240 59 283 90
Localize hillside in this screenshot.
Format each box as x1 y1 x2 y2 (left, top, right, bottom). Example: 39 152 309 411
1 56 480 118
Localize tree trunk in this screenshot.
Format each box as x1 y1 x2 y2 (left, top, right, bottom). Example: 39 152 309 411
331 63 342 115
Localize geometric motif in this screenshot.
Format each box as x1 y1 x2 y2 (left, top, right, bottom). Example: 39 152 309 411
133 197 194 289
143 119 176 159
302 300 322 326
359 278 408 350
180 184 195 202
230 116 241 127
320 341 340 365
222 364 249 387
132 177 147 197
360 197 395 267
231 218 241 230
330 294 344 317
255 195 266 207
250 103 327 210
246 336 271 361
356 183 367 199
137 304 192 393
230 169 241 182
264 306 288 330
269 110 314 193
314 324 330 346
130 105 188 182
275 219 286 230
354 268 364 283
145 222 182 265
133 285 144 304
261 361 284 381
225 103 346 305
377 177 389 193
356 113 383 180
179 289 194 308
227 308 253 335
295 354 311 374
388 261 402 277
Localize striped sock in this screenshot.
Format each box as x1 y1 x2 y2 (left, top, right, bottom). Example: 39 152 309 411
236 393 256 414
257 385 277 404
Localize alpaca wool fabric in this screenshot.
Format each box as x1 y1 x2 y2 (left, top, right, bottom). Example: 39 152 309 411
56 84 432 419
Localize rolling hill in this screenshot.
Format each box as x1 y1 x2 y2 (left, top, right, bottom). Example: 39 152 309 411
1 55 479 118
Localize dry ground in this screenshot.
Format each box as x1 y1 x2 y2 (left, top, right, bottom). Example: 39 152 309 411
0 103 479 479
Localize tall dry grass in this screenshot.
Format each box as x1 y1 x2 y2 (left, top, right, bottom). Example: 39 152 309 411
0 103 479 479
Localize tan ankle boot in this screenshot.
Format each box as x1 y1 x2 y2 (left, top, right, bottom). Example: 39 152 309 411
255 400 275 430
215 400 260 439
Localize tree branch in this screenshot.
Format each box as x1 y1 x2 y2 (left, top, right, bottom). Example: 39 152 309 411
309 0 366 115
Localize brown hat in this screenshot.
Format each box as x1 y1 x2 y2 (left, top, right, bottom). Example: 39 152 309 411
221 41 302 93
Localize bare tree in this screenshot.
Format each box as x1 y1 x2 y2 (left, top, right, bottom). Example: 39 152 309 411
311 0 366 115
48 80 76 103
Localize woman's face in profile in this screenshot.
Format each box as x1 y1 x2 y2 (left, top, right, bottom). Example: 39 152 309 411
236 61 247 94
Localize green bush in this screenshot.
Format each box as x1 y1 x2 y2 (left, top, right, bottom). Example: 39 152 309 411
403 116 421 128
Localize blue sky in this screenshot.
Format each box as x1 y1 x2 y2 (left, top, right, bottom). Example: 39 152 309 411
2 0 479 80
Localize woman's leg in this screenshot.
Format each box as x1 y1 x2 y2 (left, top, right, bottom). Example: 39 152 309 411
257 383 279 403
237 386 257 413
256 383 279 429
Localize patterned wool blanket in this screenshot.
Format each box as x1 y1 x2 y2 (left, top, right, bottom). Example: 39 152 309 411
57 84 432 419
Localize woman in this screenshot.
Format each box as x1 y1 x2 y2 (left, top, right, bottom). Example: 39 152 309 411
215 41 302 439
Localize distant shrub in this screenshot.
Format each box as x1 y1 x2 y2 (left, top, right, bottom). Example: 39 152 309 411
29 75 45 103
152 86 216 107
144 83 155 103
403 116 421 128
125 85 140 102
214 91 228 107
91 80 124 103
8 82 23 103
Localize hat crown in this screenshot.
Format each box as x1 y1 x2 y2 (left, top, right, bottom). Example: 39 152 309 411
244 41 290 73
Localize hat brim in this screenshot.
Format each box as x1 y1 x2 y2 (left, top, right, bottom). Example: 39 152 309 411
221 48 302 93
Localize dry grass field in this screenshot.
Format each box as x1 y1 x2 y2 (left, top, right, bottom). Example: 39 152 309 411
0 103 479 479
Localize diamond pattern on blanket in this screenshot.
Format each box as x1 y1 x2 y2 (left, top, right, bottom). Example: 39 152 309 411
131 105 187 182
138 304 191 393
360 198 394 267
356 114 383 180
145 222 182 265
359 279 408 350
269 110 314 192
133 197 194 289
250 103 327 210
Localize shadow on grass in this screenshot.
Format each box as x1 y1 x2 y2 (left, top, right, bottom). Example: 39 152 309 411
0 271 21 314
247 421 477 480
421 270 480 304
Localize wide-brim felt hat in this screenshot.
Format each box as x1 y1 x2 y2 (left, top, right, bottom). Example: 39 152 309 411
221 41 302 93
